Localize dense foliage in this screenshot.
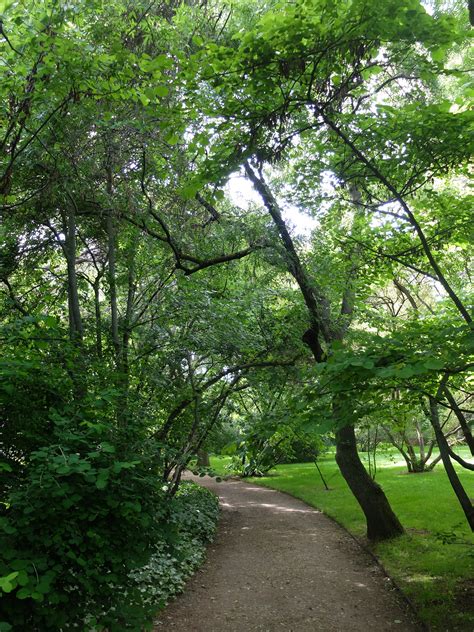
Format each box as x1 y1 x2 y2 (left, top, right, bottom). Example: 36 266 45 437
0 0 472 628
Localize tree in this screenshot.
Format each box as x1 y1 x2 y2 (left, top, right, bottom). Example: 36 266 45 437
180 0 472 539
1 0 472 625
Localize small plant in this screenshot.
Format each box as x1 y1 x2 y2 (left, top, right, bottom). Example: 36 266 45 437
129 483 219 611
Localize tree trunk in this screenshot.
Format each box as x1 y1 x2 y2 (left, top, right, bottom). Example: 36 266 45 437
416 421 426 461
428 396 474 531
245 161 404 541
425 453 443 471
64 207 83 343
93 279 102 358
335 420 404 540
107 209 120 361
58 206 87 401
107 208 129 427
116 239 137 427
197 449 210 467
443 387 474 456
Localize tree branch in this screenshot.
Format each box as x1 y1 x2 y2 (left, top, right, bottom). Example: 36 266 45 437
319 111 472 324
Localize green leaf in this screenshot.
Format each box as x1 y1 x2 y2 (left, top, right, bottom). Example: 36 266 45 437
16 571 28 587
424 358 445 370
166 133 179 145
431 48 446 63
155 85 169 97
16 587 31 600
395 365 417 378
154 53 173 69
100 442 116 453
0 572 19 593
181 181 200 199
31 592 44 601
95 470 109 490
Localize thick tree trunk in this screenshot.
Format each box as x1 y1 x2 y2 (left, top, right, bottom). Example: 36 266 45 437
335 420 404 540
326 350 404 537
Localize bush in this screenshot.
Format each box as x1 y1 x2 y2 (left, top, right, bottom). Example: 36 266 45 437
129 482 219 612
0 320 219 631
0 446 219 631
0 431 169 630
280 437 320 464
231 427 325 477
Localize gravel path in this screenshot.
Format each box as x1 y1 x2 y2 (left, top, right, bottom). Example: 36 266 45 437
154 476 421 632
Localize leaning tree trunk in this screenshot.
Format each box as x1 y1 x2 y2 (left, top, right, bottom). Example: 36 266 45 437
244 161 404 541
443 387 474 456
428 396 474 531
335 413 404 540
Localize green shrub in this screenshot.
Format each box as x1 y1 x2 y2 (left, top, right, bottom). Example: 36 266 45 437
0 321 219 630
129 482 219 612
0 432 168 630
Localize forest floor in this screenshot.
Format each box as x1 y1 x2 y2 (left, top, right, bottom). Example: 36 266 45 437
154 476 421 632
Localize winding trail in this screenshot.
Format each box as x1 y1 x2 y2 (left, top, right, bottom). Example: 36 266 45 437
154 476 420 632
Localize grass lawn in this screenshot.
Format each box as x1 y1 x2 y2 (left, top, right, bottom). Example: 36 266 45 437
209 450 474 631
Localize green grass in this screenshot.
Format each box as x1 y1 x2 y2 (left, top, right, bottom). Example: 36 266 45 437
210 450 474 631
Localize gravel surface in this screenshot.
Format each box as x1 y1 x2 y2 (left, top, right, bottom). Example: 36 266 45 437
154 476 421 632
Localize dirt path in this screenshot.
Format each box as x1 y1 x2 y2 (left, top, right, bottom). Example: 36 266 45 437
154 476 421 632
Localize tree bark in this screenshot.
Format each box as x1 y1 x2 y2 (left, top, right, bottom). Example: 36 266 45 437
51 204 86 401
335 424 404 540
107 209 120 361
116 236 137 426
416 421 426 461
